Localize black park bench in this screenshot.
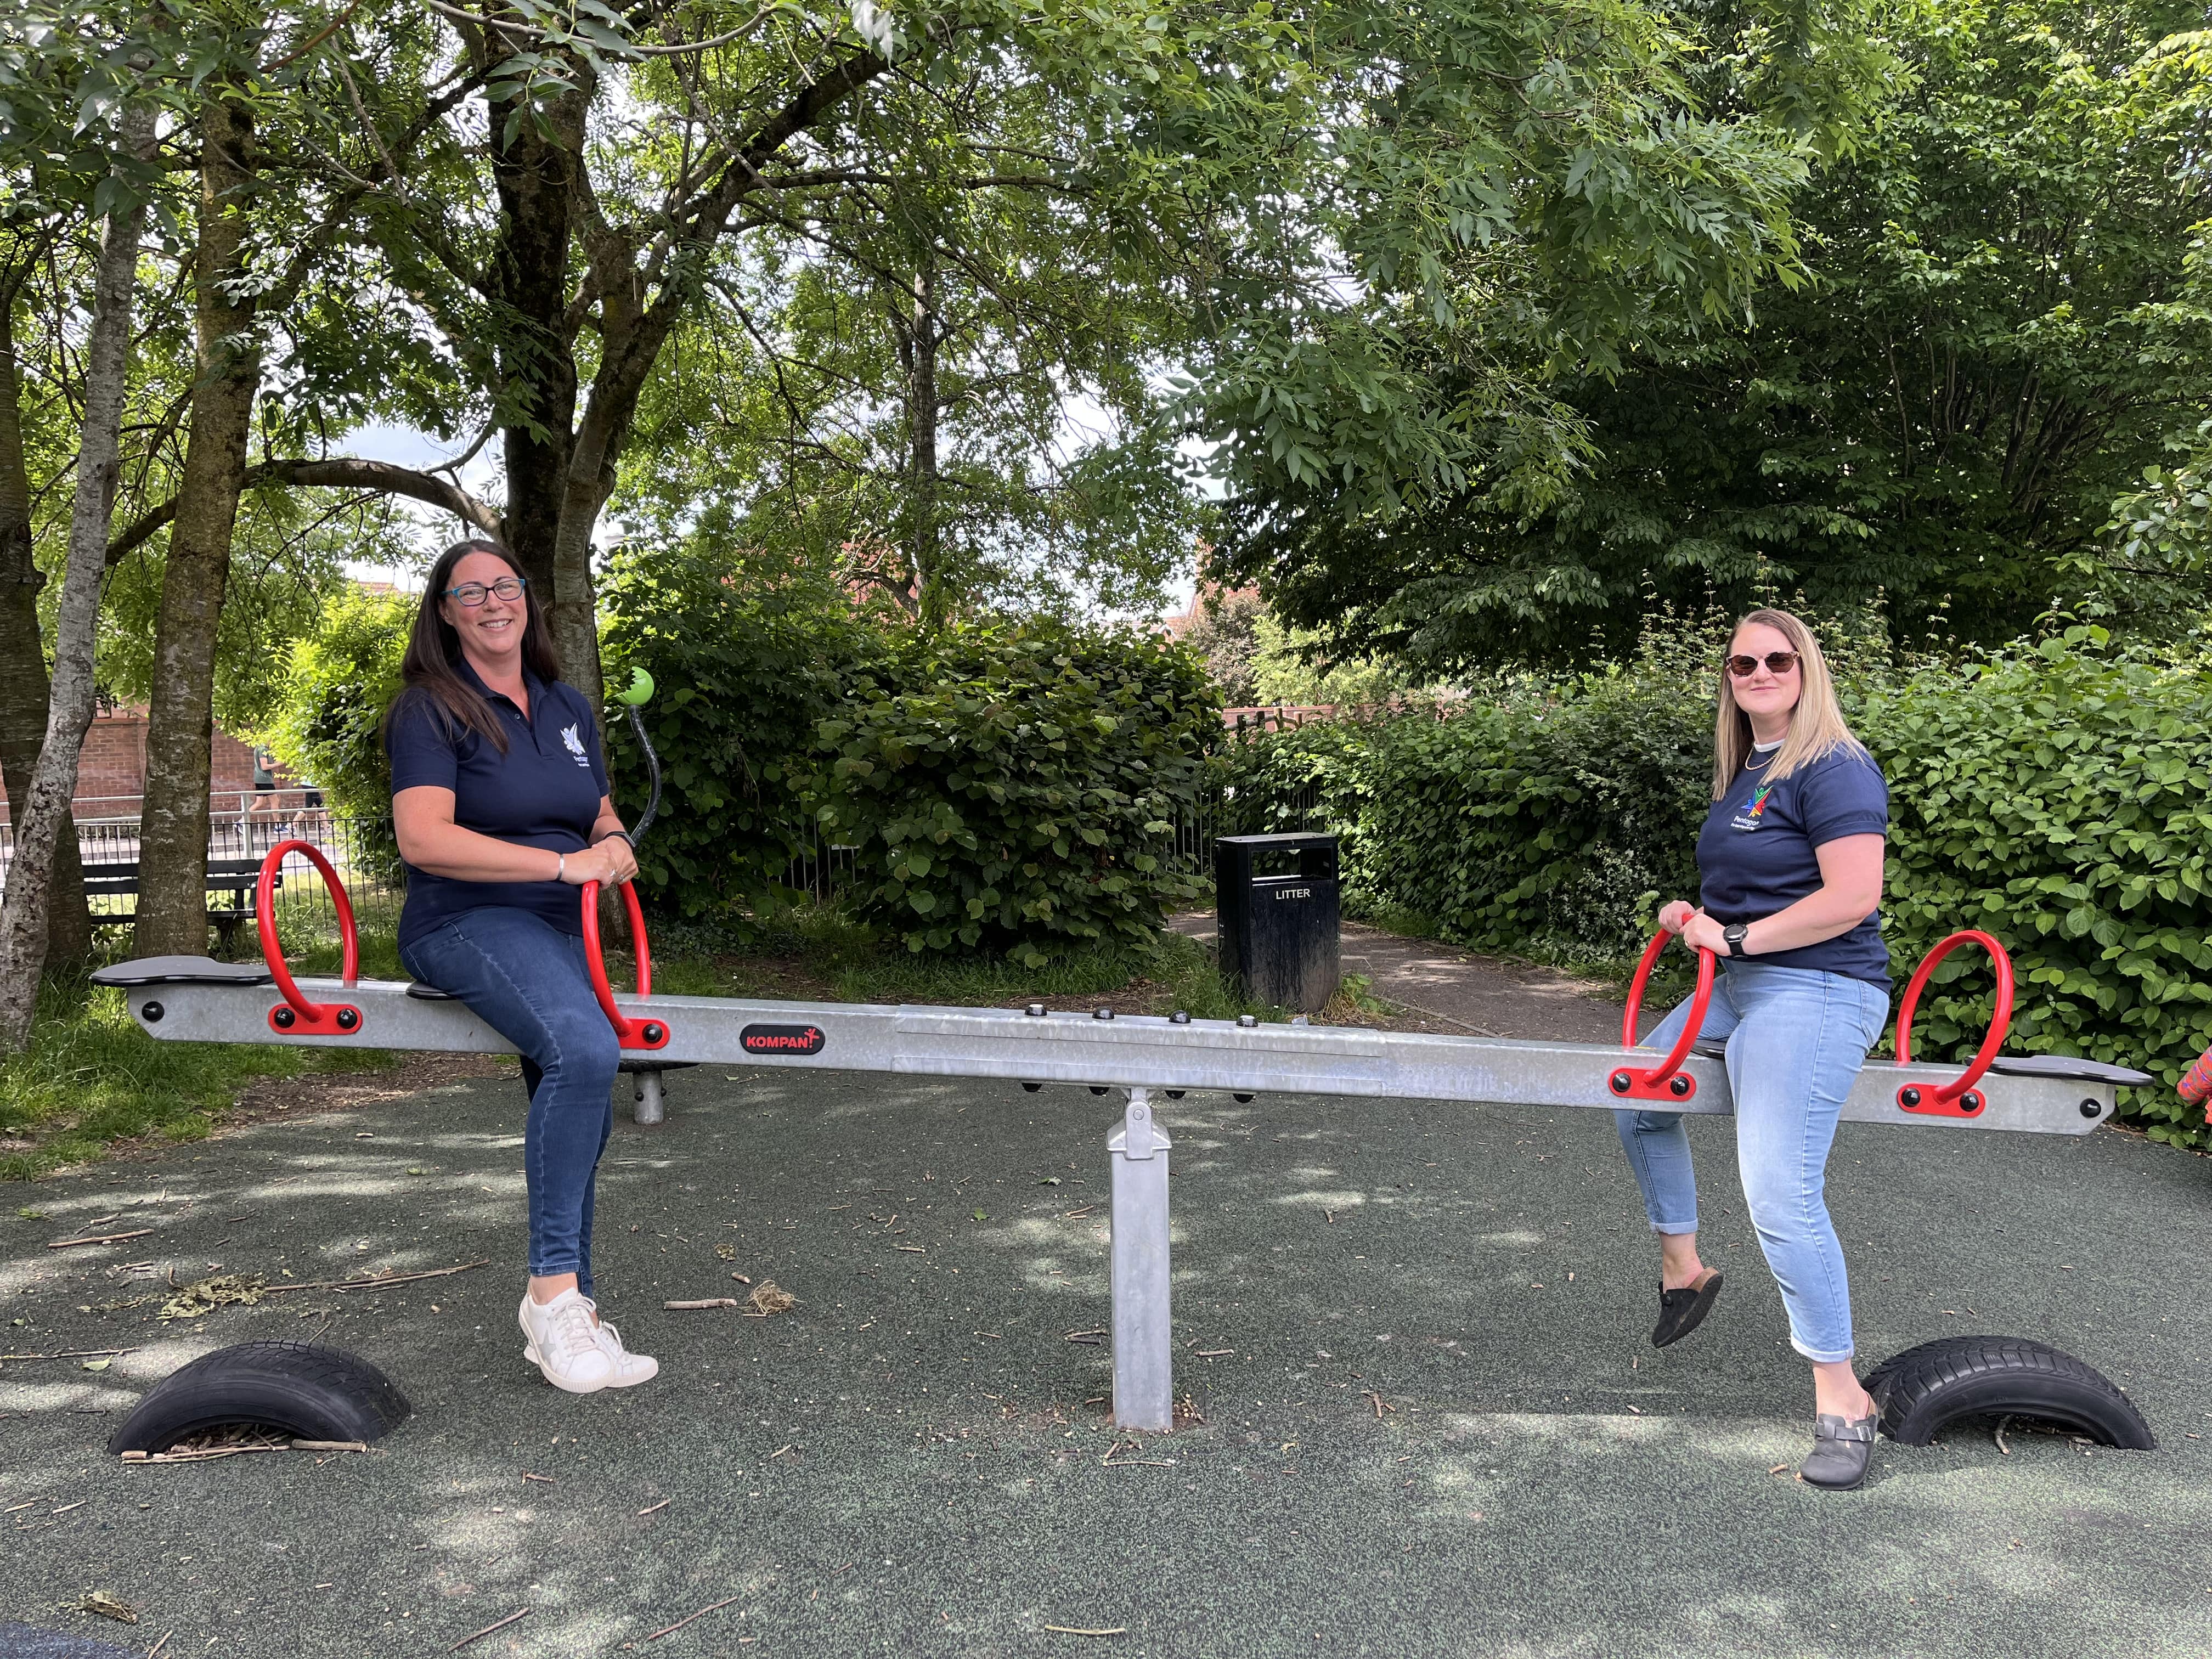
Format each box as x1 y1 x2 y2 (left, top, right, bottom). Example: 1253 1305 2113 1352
80 857 276 953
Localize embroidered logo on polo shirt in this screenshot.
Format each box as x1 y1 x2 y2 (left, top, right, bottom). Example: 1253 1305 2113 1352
560 723 590 766
1731 780 1774 832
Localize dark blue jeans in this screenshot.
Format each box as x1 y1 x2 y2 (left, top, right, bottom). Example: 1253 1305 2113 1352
400 907 620 1296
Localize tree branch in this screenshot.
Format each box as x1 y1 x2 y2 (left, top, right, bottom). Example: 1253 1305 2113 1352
106 457 501 566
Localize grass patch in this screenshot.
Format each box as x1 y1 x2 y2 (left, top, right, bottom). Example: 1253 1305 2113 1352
1 959 393 1183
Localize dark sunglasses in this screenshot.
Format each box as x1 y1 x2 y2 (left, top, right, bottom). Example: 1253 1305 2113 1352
443 575 527 607
1724 650 1800 679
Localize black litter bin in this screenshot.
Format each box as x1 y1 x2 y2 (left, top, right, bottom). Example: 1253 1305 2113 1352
1215 833 1340 1013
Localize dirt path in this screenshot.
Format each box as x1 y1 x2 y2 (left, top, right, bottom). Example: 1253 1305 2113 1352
1172 913 1644 1042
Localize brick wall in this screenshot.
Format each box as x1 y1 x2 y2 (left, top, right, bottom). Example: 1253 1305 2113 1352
0 707 283 825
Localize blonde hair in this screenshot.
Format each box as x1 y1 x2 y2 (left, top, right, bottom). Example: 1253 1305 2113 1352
1711 608 1868 799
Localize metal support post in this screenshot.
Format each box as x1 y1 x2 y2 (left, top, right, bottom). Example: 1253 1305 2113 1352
633 1068 666 1127
1108 1087 1173 1432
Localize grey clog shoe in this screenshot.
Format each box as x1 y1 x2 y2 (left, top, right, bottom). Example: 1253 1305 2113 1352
1801 1410 1878 1489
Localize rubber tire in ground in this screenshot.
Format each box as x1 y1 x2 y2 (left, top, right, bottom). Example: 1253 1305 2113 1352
105 1341 410 1455
1862 1334 2154 1449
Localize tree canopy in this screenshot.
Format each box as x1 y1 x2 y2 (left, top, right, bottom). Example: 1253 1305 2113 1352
1214 0 2212 667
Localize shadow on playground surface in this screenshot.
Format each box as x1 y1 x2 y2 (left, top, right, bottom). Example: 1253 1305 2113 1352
2 950 2209 1658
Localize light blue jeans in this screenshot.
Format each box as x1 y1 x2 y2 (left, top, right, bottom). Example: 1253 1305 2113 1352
1614 961 1890 1363
400 908 621 1296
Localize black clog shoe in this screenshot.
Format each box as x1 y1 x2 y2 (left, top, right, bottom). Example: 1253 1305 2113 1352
1651 1269 1724 1348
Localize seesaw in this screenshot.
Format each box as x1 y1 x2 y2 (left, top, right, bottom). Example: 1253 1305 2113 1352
85 669 2160 1445
90 843 2155 1440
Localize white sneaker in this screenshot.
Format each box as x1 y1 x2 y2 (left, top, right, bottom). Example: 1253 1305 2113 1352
586 1302 660 1389
519 1289 616 1394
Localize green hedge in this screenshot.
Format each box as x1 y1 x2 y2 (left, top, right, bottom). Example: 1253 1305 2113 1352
1227 628 2212 1149
598 545 887 924
265 551 1218 964
806 621 1218 966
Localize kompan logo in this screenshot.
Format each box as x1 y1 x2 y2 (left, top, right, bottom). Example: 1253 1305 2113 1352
741 1023 826 1056
560 723 591 766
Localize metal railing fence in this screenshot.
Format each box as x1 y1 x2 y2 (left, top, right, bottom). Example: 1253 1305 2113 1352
0 810 404 947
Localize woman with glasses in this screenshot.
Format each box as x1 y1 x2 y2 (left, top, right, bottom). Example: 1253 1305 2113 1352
1618 608 1891 1488
384 539 658 1395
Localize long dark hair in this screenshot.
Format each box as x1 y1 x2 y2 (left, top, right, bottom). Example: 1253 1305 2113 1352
388 539 562 754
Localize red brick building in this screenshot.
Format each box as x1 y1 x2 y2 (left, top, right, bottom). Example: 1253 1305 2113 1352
0 702 274 826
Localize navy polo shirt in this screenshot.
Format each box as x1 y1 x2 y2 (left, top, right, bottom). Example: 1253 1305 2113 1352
1695 741 1891 985
386 662 608 951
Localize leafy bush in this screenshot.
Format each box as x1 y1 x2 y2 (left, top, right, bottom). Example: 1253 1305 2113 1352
1230 624 2212 1149
597 544 888 922
261 586 412 851
805 620 1220 965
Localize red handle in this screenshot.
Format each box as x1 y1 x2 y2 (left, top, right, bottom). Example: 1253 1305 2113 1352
255 839 362 1036
1611 927 1717 1103
581 879 669 1051
1893 929 2013 1116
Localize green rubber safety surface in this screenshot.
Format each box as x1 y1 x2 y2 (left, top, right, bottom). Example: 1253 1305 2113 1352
3 1066 2209 1657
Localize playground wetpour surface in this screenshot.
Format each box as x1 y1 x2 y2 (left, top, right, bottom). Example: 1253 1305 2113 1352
3 1062 2210 1658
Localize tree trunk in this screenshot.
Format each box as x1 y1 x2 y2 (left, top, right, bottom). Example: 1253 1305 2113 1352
906 251 944 626
136 91 261 958
0 280 91 961
0 105 154 1051
548 455 608 706
489 76 588 635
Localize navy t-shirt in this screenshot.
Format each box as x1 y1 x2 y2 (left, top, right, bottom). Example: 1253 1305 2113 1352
386 661 608 950
1695 742 1891 985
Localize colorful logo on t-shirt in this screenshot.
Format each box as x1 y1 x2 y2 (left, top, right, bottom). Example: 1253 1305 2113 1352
560 723 590 768
1731 780 1774 832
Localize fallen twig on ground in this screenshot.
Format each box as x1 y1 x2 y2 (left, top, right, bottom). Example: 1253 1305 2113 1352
1041 1625 1126 1637
48 1231 155 1250
121 1444 286 1464
291 1440 366 1453
0 1348 139 1361
665 1297 739 1310
265 1260 489 1295
645 1594 741 1641
448 1608 528 1651
636 1500 670 1516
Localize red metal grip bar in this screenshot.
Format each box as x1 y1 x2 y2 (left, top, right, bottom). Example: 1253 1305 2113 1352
1610 928 1716 1103
581 879 669 1051
1892 929 2014 1117
255 839 362 1036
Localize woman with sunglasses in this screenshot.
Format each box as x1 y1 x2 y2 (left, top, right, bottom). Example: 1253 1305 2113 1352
1618 608 1891 1488
385 539 658 1395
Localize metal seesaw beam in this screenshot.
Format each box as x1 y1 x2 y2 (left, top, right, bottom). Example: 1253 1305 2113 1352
98 963 2129 1136
92 956 2151 1432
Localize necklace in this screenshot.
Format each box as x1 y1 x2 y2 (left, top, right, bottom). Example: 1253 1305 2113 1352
1745 747 1778 771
